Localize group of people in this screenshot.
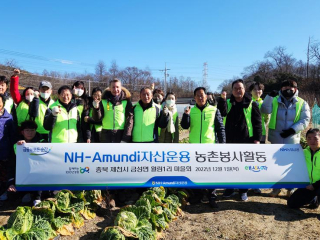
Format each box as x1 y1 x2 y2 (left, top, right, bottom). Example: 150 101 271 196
0 68 319 212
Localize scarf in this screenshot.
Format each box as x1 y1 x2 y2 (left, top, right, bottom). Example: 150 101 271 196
165 103 177 133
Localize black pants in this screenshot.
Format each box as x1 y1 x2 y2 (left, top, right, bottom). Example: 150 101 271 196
287 188 320 208
100 129 124 143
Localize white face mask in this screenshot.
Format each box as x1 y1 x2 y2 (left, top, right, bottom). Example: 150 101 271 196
166 100 175 107
40 92 51 99
25 95 34 102
73 88 84 97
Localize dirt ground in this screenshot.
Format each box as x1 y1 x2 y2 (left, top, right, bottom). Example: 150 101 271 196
1 189 319 240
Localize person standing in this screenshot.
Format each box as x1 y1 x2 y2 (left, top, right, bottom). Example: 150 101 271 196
44 86 81 143
92 79 133 143
223 79 262 201
29 81 55 141
261 79 310 197
159 92 179 143
181 87 226 207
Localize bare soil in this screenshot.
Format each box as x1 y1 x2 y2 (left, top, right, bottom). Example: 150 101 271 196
1 189 319 240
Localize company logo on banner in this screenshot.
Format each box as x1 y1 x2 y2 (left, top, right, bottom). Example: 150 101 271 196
15 143 310 191
23 146 52 156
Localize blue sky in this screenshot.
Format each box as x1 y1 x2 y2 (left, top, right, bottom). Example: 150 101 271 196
0 0 319 91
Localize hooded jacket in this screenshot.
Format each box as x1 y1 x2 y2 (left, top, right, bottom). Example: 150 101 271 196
260 90 310 144
92 87 133 143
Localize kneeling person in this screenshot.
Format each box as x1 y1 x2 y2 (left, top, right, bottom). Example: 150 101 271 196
287 128 320 209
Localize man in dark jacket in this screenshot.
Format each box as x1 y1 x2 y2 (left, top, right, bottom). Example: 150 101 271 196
92 78 133 143
223 79 262 201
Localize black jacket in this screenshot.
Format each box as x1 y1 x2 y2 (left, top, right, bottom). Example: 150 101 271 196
225 93 262 143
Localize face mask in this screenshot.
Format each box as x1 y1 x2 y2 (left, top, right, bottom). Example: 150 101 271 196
40 92 51 99
153 97 162 104
281 89 294 98
73 88 84 97
166 100 175 107
25 95 34 102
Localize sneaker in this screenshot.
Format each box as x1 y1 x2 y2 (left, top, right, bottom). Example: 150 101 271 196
268 189 281 197
22 193 32 203
209 198 219 208
33 199 41 206
309 196 319 209
253 189 261 194
0 191 8 201
240 193 248 202
201 195 209 203
223 189 236 198
286 189 295 198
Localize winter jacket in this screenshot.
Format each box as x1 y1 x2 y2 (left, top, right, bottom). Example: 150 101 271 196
10 75 22 104
260 90 310 144
224 93 262 143
181 102 226 143
0 109 15 160
92 87 133 143
44 100 81 143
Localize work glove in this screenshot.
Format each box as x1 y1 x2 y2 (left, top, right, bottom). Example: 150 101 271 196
280 128 295 138
92 100 99 109
52 106 61 116
163 106 169 115
268 90 279 97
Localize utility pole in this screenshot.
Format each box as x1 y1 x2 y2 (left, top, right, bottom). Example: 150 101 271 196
88 79 91 96
203 62 208 89
159 63 170 93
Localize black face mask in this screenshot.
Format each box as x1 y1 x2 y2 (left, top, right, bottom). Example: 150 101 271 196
281 89 295 98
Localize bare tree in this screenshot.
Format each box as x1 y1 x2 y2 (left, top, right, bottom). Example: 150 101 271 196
95 60 107 82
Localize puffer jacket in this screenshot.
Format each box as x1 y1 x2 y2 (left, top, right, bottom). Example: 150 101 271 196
260 90 310 144
0 109 15 160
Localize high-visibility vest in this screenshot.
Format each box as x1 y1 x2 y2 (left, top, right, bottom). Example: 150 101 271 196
4 97 14 114
224 99 253 137
269 96 304 130
254 98 266 136
89 108 102 132
49 101 78 143
189 104 217 143
132 102 159 142
35 98 55 134
16 101 30 126
304 147 320 184
101 100 127 130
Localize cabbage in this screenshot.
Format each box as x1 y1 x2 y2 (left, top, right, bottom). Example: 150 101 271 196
133 219 156 240
135 198 151 213
70 212 84 229
150 213 168 230
100 227 125 240
7 207 33 234
32 207 55 223
114 211 138 231
152 187 166 200
80 206 96 220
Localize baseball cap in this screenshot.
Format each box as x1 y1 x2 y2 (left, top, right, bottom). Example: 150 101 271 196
39 81 52 89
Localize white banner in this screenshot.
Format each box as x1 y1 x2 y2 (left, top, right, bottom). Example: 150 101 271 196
16 143 309 191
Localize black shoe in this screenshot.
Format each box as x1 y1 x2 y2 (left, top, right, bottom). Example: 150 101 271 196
223 189 235 198
309 197 319 209
209 198 218 208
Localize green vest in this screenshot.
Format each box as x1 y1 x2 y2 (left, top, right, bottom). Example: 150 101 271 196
224 99 253 137
304 147 320 184
89 108 102 132
4 97 14 114
132 102 159 142
254 98 266 136
101 100 127 130
50 101 78 143
189 104 217 143
269 96 304 130
35 98 55 134
16 101 30 126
